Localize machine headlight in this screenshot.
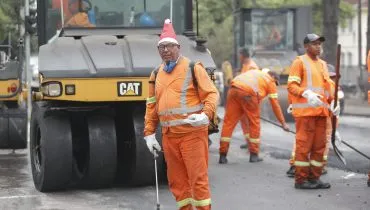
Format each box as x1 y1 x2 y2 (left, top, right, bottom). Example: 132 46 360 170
41 82 62 97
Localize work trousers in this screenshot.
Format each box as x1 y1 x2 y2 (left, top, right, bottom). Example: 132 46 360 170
294 116 327 184
289 117 331 166
220 87 260 155
240 117 250 142
163 129 211 210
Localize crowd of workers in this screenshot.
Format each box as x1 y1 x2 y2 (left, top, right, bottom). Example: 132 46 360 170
141 18 370 209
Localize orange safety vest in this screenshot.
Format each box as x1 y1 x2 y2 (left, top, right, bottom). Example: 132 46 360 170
153 58 208 133
232 69 277 100
288 55 331 117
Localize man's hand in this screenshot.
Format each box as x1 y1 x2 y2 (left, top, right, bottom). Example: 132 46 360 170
282 123 290 132
184 112 209 127
330 101 340 116
144 134 161 158
302 90 323 107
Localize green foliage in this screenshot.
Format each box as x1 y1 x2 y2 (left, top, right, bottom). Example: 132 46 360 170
197 0 355 67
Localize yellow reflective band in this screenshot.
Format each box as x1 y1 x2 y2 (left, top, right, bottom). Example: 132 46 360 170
221 137 231 142
310 160 323 167
291 152 295 159
244 133 250 138
146 96 156 104
268 93 278 98
323 155 328 161
294 161 310 167
249 138 260 144
288 76 301 84
177 198 192 208
192 198 211 207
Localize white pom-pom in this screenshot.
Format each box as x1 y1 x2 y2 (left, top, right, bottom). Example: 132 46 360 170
164 19 171 24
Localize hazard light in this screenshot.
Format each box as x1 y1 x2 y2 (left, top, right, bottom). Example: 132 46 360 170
7 83 17 93
41 82 62 97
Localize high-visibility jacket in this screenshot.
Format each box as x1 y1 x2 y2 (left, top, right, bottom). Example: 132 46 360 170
287 54 332 117
65 12 95 28
231 69 285 124
240 59 259 73
367 51 370 104
144 57 219 136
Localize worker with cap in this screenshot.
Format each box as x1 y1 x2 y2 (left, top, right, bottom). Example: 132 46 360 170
287 33 340 189
65 0 95 27
286 64 342 178
144 19 218 210
218 68 290 164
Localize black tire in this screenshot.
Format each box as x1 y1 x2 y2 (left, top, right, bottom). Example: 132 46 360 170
0 105 27 149
118 105 165 186
30 102 73 192
81 114 117 188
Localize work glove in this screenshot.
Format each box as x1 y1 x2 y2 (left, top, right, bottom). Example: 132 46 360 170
302 89 323 107
183 112 209 127
335 131 342 144
330 101 340 116
282 123 290 132
144 133 161 158
287 104 292 114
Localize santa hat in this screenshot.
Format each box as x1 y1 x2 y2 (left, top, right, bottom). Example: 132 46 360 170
158 19 178 46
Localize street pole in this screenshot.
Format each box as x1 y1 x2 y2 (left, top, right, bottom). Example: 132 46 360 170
358 0 363 78
24 0 32 144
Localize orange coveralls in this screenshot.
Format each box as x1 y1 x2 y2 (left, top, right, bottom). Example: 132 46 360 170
239 61 260 142
144 57 218 210
219 70 285 155
287 54 333 184
65 12 95 27
367 51 370 182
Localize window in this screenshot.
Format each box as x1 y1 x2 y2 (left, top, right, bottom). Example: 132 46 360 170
341 52 345 66
347 52 352 66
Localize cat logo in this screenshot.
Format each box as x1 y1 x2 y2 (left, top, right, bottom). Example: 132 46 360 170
117 82 142 96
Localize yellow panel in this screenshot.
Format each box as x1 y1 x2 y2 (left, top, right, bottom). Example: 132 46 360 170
0 79 20 101
42 77 150 102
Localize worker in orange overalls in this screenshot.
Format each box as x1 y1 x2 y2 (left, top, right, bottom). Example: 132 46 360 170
65 0 95 27
144 19 218 210
238 48 260 149
287 34 340 189
286 64 342 178
367 50 370 187
218 69 290 164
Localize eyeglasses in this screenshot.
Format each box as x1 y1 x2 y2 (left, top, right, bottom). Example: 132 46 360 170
158 43 179 51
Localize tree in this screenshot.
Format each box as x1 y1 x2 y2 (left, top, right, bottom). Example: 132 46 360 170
322 0 339 66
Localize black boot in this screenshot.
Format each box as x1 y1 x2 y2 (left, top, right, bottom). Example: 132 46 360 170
219 154 228 164
309 179 331 189
240 143 248 149
286 166 295 178
249 153 263 163
294 181 319 189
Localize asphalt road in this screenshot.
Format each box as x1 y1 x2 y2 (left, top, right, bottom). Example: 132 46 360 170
0 108 368 210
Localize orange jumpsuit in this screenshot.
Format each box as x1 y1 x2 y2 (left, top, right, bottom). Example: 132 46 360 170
287 54 333 184
367 51 370 183
219 70 285 155
144 57 218 210
239 61 260 142
65 12 95 27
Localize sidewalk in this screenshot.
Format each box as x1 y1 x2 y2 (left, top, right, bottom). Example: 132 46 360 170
342 97 370 117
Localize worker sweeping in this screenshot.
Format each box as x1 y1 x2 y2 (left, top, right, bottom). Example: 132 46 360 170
144 19 218 210
218 69 290 164
287 34 340 189
286 64 342 178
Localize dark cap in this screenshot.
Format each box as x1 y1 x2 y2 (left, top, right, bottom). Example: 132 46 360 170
239 48 250 58
303 34 325 44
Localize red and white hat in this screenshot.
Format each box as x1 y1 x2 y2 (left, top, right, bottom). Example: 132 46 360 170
158 19 178 46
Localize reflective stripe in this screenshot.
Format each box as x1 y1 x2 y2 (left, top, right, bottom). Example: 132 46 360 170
158 104 204 116
323 155 328 161
177 198 192 208
181 65 193 108
249 138 260 144
310 160 323 167
294 161 310 167
221 137 231 142
288 76 301 83
301 56 313 89
192 198 211 207
244 133 250 138
234 70 270 93
146 96 156 104
160 119 188 127
268 93 278 98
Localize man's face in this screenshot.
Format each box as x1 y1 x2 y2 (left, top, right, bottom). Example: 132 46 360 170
158 42 180 62
239 54 249 64
305 40 322 57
